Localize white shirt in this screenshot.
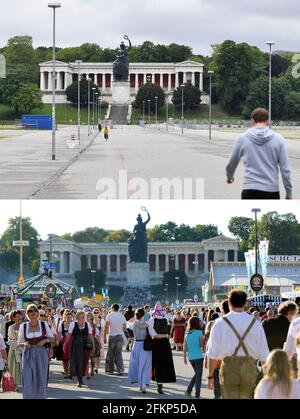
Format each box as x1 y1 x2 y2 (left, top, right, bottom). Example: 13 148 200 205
206 311 269 362
68 321 93 335
105 312 126 336
57 321 72 334
127 320 157 338
284 317 300 359
18 321 54 344
255 379 300 399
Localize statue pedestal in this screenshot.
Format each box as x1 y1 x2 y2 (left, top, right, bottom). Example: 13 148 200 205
112 81 131 105
127 263 149 287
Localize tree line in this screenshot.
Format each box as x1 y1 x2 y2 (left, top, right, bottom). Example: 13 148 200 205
0 213 300 278
0 36 299 119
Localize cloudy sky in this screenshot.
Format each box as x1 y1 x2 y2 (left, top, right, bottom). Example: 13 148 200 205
0 200 299 240
1 0 299 55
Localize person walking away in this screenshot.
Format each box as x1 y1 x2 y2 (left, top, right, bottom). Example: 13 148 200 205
86 312 100 377
7 310 23 387
184 317 204 398
206 290 269 399
226 108 293 200
98 122 102 133
171 311 186 351
18 304 55 399
104 304 127 375
263 301 297 352
104 126 109 141
127 308 168 394
254 350 300 399
64 311 94 387
148 301 176 394
124 305 135 352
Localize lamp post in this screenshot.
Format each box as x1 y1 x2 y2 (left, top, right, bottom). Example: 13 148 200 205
251 208 261 275
87 78 91 136
48 3 61 161
92 87 96 130
148 99 151 126
155 96 158 129
181 84 184 134
95 92 99 128
166 101 169 131
91 269 96 297
175 276 181 301
75 60 82 143
193 260 199 295
208 70 214 140
266 42 275 127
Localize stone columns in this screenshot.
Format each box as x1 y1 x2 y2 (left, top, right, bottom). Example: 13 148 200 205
87 255 91 270
185 255 189 273
191 72 195 86
175 254 179 271
65 72 73 90
107 255 111 274
168 74 172 91
183 72 187 84
135 74 138 92
225 251 228 262
97 255 101 270
155 255 160 276
102 75 106 93
175 73 179 88
40 72 45 91
48 71 53 91
234 250 238 262
116 255 120 276
60 253 64 273
200 70 204 91
160 73 163 89
204 252 208 273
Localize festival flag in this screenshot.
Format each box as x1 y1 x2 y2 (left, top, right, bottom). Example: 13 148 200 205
248 249 256 276
244 252 251 279
259 240 269 278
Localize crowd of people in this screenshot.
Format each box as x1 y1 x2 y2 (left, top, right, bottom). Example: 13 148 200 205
0 291 300 399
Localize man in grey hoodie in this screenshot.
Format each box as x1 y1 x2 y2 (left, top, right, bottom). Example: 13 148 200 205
226 108 293 199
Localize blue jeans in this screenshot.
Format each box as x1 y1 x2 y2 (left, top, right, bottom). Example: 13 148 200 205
187 358 204 397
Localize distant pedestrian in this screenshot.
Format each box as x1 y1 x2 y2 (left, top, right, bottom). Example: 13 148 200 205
226 108 293 200
98 123 102 133
104 126 109 141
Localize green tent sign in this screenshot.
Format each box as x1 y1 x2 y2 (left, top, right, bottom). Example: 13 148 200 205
45 284 57 299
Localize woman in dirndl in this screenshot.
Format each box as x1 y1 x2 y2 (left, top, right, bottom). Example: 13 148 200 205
56 310 73 378
64 311 94 387
18 304 55 399
148 302 176 394
171 311 186 351
7 310 23 387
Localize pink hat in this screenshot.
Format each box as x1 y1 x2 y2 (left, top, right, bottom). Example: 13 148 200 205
151 301 165 318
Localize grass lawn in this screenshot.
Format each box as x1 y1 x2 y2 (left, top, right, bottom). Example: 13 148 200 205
131 104 242 124
0 104 108 125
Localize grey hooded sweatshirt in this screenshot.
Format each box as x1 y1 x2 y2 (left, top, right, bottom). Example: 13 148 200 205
226 127 293 197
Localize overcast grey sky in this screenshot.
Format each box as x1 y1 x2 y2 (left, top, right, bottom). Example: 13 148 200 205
1 0 299 55
0 200 299 240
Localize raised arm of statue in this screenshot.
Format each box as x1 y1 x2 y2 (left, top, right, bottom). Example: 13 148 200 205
144 212 151 225
124 35 132 50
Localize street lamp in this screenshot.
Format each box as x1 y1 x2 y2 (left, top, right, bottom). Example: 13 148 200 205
87 78 91 136
175 276 181 301
48 2 61 161
155 96 158 129
193 260 199 295
180 84 184 134
92 87 96 130
75 60 82 143
98 97 102 123
251 208 261 275
148 99 151 126
208 70 214 140
95 92 99 127
266 42 275 127
91 270 96 297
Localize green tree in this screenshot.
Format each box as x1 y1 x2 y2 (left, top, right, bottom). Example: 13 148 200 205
63 228 109 243
172 83 201 110
147 222 177 242
75 270 106 295
5 36 36 66
0 217 40 274
65 79 99 106
228 217 254 252
104 230 131 242
135 83 165 112
248 212 300 255
11 83 43 114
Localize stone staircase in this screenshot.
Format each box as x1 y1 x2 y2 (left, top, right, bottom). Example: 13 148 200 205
109 105 129 125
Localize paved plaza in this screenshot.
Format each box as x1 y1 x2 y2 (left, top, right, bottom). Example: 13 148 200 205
0 125 299 199
0 345 213 399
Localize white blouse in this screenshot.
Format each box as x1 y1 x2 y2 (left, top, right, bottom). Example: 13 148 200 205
68 322 93 335
18 321 54 344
